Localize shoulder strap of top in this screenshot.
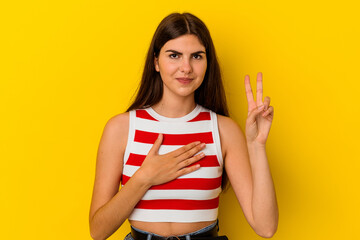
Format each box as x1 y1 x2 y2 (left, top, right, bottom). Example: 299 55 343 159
210 110 224 167
123 109 136 166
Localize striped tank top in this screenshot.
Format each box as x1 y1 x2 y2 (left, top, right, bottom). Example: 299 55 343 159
121 104 223 222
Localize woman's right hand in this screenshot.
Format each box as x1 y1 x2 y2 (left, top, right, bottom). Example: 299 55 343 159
134 133 206 187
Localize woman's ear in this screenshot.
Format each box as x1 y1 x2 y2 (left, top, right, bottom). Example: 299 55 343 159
154 55 160 72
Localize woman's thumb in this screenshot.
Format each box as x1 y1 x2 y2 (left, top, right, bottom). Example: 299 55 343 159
248 105 265 123
149 133 163 155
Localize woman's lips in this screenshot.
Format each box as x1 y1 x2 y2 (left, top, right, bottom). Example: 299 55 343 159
176 78 193 84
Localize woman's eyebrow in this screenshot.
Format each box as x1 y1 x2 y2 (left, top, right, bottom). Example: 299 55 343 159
165 50 206 55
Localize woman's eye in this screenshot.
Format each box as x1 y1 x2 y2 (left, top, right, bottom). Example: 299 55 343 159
169 54 203 59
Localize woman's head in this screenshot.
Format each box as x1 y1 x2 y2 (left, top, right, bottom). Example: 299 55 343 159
154 33 207 101
127 12 228 116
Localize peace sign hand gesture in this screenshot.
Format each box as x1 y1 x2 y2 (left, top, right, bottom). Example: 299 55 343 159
244 72 274 146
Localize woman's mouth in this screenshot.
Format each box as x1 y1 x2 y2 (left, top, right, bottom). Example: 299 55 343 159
176 78 193 84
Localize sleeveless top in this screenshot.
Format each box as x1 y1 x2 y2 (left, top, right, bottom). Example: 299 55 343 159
121 104 224 222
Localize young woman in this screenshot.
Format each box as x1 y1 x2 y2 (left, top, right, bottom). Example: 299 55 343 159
89 12 278 240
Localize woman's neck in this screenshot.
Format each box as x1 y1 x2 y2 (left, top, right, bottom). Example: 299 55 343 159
151 97 197 118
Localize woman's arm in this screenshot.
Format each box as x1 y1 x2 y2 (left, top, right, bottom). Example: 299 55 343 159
218 115 278 238
89 113 206 240
219 72 278 237
89 113 139 240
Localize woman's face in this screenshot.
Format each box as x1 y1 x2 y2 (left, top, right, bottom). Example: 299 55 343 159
154 34 207 100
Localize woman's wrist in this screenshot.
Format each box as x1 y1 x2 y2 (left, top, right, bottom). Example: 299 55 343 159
246 140 266 150
131 168 153 189
246 141 268 167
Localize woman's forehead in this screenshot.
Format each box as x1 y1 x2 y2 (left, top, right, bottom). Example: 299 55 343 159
162 34 205 52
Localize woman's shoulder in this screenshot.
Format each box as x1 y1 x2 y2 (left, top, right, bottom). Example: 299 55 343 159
106 112 129 129
109 111 129 121
101 112 130 145
216 114 246 153
216 114 242 132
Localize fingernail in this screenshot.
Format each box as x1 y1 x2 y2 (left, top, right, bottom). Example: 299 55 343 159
258 105 264 110
201 143 206 148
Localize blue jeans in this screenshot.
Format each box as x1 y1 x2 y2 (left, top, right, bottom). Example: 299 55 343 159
124 220 218 240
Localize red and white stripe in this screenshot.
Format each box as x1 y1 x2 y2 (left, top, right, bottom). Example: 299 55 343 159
122 104 223 222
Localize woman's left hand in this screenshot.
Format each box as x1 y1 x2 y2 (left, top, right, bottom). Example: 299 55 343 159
244 72 274 146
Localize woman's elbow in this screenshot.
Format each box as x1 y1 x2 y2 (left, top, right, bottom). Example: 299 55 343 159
89 219 106 240
255 225 278 238
258 230 276 238
90 228 106 240
90 227 100 240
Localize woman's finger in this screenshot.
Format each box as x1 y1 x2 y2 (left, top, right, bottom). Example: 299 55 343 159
176 142 206 162
245 75 256 111
175 164 201 178
256 72 263 106
247 105 265 124
263 96 271 110
148 133 163 155
262 106 274 117
170 141 202 158
177 152 205 169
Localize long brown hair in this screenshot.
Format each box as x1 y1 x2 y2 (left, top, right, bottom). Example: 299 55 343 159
126 12 230 191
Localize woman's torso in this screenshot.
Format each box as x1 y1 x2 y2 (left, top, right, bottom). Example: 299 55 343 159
120 105 225 236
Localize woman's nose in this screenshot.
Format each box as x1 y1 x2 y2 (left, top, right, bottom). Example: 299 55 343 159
179 58 192 73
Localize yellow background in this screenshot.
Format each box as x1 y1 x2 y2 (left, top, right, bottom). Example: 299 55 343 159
1 0 359 239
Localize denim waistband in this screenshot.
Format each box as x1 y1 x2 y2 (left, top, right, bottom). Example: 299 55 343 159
129 219 218 240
